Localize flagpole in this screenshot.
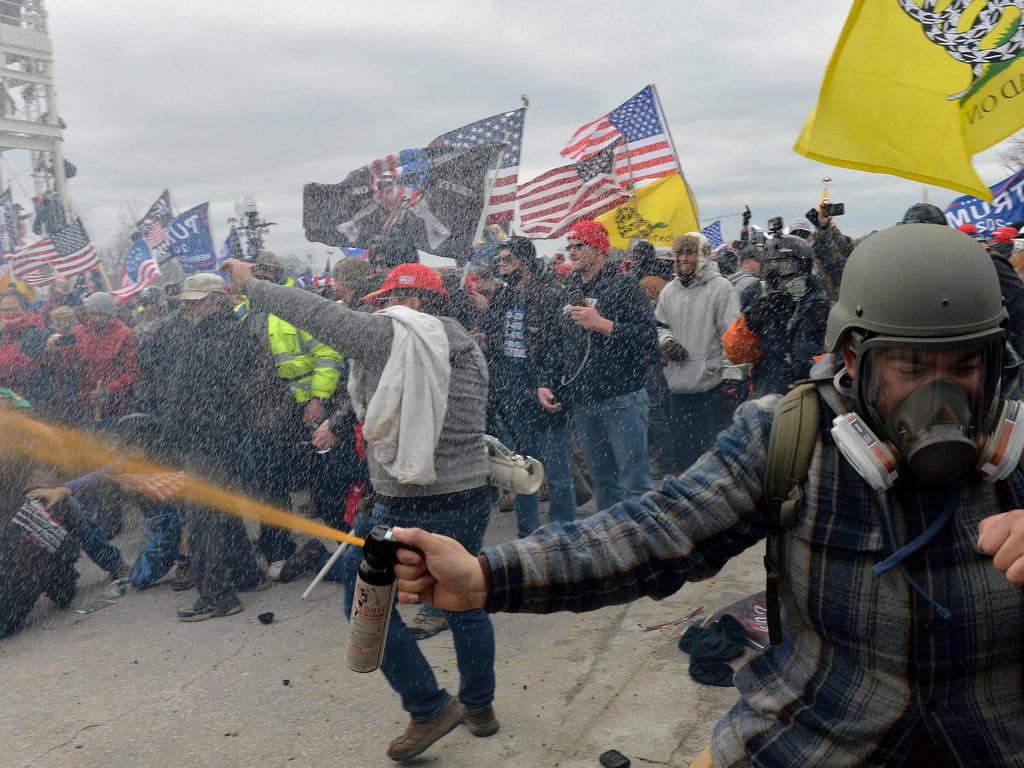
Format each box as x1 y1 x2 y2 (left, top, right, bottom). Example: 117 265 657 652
650 84 701 223
620 141 643 245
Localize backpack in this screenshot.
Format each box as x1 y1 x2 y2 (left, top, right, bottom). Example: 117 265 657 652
762 381 822 645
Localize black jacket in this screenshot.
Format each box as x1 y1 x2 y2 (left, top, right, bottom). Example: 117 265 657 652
544 262 657 405
987 242 1024 358
480 271 568 428
0 493 78 638
744 277 831 397
148 307 271 482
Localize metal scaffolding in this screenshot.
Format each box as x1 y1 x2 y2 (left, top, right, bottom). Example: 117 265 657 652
0 0 69 222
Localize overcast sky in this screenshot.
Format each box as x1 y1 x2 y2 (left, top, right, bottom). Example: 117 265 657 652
10 0 1016 264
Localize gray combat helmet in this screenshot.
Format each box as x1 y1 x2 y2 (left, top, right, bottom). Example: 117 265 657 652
763 234 812 271
825 224 1008 352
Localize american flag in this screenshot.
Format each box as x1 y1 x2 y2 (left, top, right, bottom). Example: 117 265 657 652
701 220 724 249
9 237 59 286
562 85 680 190
50 218 99 276
137 190 173 256
9 218 98 286
365 149 430 228
111 470 186 503
517 144 630 239
111 235 160 301
430 108 525 225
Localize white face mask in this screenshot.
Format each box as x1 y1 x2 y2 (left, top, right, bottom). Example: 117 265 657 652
783 276 808 299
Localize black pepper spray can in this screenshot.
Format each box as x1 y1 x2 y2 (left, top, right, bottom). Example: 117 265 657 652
346 525 399 673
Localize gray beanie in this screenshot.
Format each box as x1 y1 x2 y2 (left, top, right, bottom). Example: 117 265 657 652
83 292 116 316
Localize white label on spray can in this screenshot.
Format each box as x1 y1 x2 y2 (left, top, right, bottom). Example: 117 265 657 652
345 578 396 673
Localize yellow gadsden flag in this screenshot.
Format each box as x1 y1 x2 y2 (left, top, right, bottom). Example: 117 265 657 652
596 172 700 250
0 264 35 301
795 0 1024 200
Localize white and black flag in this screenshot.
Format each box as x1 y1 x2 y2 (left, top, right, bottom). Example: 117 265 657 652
303 144 503 264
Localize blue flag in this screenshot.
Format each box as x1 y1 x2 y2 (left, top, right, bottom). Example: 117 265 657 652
701 220 724 249
945 168 1024 236
166 203 216 273
217 229 240 267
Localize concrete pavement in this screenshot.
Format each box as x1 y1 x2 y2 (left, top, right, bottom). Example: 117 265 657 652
1 496 764 768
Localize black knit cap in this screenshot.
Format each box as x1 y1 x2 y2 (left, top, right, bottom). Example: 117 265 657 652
503 235 537 264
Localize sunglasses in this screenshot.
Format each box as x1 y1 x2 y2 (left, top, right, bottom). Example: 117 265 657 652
566 242 588 252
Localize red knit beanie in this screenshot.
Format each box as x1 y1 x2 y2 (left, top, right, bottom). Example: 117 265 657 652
568 220 610 254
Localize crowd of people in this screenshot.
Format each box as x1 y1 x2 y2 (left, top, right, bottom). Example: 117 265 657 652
3 202 1024 764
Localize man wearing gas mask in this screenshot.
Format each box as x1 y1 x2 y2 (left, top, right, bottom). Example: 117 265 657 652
390 225 1024 767
725 234 831 397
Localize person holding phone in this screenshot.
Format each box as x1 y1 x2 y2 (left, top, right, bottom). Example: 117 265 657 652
538 220 658 512
480 236 576 537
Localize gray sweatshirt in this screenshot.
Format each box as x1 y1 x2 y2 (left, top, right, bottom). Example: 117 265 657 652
654 261 739 394
245 279 489 499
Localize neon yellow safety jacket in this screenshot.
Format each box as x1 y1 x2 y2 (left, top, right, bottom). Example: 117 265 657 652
235 295 344 404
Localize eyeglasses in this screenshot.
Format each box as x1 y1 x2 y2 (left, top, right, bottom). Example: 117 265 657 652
566 243 588 252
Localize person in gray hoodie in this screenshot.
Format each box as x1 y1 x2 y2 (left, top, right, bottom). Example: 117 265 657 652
654 233 740 472
221 258 496 763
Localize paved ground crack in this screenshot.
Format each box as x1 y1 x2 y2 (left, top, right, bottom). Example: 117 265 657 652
18 723 105 768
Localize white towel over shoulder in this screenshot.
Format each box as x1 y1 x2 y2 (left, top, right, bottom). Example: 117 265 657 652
347 305 451 485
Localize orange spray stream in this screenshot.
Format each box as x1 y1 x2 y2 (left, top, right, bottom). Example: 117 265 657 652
0 408 364 548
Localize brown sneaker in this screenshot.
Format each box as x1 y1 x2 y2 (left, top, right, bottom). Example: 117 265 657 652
463 704 499 737
386 699 464 762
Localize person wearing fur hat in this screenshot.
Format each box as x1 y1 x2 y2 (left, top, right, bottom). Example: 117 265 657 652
535 220 658 511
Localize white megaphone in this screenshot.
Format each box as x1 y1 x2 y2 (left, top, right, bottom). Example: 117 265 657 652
482 435 545 495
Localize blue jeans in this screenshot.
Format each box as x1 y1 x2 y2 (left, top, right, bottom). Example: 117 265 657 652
338 493 495 721
573 389 653 511
62 496 124 574
130 503 183 589
490 397 577 538
513 417 576 537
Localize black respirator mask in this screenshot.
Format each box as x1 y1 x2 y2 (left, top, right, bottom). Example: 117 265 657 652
762 256 809 299
830 335 1024 489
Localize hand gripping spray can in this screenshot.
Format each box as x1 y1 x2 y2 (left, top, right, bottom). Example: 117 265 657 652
346 525 400 673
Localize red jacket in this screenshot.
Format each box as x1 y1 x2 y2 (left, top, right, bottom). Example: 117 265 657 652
0 314 45 393
63 320 139 419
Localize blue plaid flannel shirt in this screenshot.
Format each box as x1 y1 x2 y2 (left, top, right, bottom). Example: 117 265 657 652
483 369 1024 766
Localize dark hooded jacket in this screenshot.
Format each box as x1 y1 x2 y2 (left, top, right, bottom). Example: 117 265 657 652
147 305 271 482
987 241 1024 358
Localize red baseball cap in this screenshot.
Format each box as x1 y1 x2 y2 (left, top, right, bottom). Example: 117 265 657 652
362 263 448 304
957 223 978 236
567 220 610 254
992 226 1019 244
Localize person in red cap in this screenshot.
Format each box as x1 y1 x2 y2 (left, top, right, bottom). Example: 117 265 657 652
958 222 980 239
221 257 497 761
985 225 1024 357
991 225 1019 245
533 220 658 511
